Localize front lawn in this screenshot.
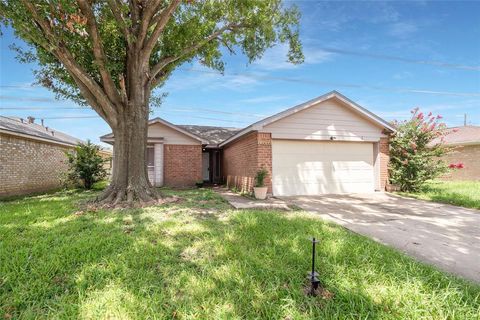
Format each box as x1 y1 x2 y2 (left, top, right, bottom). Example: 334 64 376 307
1 188 479 319
398 180 480 210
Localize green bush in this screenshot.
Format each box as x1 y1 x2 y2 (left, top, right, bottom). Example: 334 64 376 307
254 168 269 188
66 141 108 189
389 108 452 192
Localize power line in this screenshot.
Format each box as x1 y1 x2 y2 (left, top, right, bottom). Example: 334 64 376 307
0 106 92 110
0 47 478 76
41 116 99 119
2 67 479 97
314 46 480 72
0 105 266 118
12 114 250 124
180 68 480 98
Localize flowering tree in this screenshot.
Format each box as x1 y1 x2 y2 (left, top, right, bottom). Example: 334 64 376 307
389 108 453 192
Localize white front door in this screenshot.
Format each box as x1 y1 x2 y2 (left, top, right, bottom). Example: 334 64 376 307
202 152 210 181
272 140 375 196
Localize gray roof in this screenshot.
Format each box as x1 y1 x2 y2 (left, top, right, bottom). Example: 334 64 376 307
431 125 480 146
177 125 240 145
0 116 84 146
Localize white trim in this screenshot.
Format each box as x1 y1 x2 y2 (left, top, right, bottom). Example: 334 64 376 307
0 129 76 148
148 118 207 143
219 91 395 147
99 117 207 144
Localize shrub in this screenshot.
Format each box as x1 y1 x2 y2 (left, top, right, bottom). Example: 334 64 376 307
255 168 269 188
389 108 452 192
66 141 108 189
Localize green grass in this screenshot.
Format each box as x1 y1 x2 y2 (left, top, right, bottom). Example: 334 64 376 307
1 188 479 319
398 180 480 210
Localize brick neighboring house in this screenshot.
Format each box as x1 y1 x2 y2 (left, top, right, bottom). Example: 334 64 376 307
434 126 480 181
101 91 394 196
0 116 112 198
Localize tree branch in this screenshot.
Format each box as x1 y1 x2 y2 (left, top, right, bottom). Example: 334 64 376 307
136 0 163 51
106 0 132 46
149 23 245 80
141 0 182 62
20 0 118 126
77 0 123 107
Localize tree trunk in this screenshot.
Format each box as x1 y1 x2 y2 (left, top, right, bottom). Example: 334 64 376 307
97 99 158 205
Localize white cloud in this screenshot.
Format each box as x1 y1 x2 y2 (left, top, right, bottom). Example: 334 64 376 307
393 71 413 80
164 66 264 93
239 94 290 104
388 22 419 39
254 44 332 71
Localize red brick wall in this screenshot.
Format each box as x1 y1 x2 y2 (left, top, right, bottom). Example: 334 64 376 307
223 132 272 193
0 133 71 198
439 144 480 181
163 144 202 187
380 137 390 190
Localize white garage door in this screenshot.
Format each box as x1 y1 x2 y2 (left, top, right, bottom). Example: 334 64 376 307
272 140 374 196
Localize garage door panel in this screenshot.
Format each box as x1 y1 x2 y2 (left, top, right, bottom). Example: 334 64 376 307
272 140 374 196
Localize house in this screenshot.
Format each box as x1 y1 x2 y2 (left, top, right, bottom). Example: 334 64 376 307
435 126 480 181
0 116 112 198
100 91 394 196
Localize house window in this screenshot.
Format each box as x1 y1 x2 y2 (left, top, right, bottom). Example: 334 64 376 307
147 147 154 168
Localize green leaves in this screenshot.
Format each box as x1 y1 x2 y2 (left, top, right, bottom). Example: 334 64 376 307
389 109 451 192
66 141 108 189
1 0 303 105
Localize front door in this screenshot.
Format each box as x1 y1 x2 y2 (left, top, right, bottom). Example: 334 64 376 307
202 152 210 181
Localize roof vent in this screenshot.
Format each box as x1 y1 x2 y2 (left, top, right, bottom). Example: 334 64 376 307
27 116 35 124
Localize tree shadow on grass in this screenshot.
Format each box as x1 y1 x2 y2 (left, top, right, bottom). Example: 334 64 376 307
1 189 479 319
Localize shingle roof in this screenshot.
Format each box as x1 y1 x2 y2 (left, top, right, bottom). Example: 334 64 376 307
177 125 241 145
432 126 480 145
0 116 84 146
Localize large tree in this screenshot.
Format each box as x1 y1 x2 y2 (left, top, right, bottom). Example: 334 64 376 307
0 0 303 204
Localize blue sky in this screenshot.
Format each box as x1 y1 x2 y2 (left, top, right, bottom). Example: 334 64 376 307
1 0 479 147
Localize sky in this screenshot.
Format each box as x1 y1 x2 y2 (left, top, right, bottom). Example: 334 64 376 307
1 0 479 147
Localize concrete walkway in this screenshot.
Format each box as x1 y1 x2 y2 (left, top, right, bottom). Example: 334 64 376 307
282 193 480 283
215 188 290 210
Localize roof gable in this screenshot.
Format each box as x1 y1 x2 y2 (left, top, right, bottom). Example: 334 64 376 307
100 117 206 144
219 91 395 146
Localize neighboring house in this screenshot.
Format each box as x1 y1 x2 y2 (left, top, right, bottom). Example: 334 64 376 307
435 126 480 181
0 116 111 198
101 91 394 196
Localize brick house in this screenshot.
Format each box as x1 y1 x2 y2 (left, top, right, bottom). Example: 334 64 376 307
0 116 112 198
101 91 394 196
434 126 480 181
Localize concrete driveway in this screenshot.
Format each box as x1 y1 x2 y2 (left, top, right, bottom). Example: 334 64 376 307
283 193 480 283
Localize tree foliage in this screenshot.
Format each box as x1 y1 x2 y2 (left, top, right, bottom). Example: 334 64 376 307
0 0 303 114
66 141 108 189
389 109 452 192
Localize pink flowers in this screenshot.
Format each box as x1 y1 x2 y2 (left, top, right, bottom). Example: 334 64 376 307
436 115 443 120
449 163 464 169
